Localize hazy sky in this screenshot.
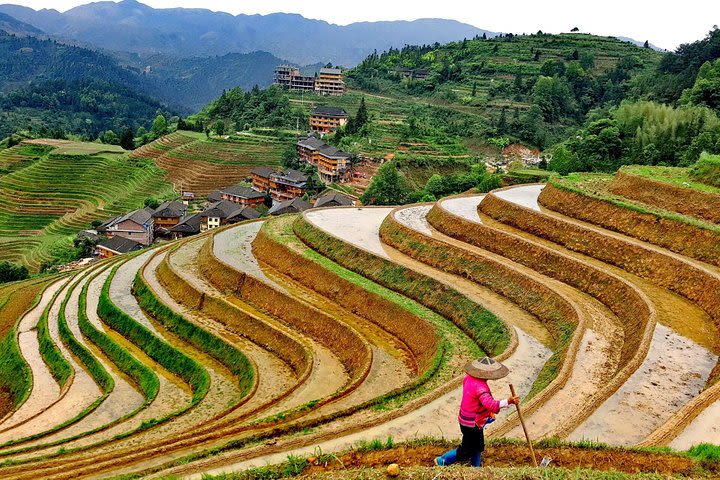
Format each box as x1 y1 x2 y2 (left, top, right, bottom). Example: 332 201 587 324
10 0 720 50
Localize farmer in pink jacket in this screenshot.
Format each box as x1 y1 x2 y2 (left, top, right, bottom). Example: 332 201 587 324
435 357 518 467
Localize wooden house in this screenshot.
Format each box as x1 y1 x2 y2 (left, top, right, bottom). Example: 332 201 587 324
251 167 277 193
269 169 308 202
309 106 348 134
220 185 265 207
96 236 142 259
97 207 154 246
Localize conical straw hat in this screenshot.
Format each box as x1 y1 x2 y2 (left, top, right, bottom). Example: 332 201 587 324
464 357 510 380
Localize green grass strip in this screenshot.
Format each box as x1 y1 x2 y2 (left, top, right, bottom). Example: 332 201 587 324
0 272 116 450
131 268 253 397
0 281 51 411
36 278 73 389
293 217 509 357
550 174 720 233
57 274 114 394
0 329 31 410
98 264 209 403
79 270 159 401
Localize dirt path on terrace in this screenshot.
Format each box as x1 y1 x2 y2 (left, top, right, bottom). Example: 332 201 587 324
0 279 66 433
302 208 553 438
481 185 719 445
261 267 415 416
144 250 295 422
202 227 348 417
0 273 103 445
2 259 193 461
394 204 624 440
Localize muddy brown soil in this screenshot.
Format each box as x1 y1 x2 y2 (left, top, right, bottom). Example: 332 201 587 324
394 203 624 440
299 444 697 477
484 185 719 445
0 279 66 434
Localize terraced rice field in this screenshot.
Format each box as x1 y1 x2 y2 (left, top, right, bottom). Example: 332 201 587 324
0 167 718 478
0 141 174 270
130 131 286 195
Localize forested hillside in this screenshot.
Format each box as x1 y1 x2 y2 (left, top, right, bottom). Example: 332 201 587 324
349 32 662 148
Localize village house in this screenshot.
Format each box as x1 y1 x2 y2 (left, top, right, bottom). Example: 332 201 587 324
397 68 430 80
96 236 143 259
268 197 312 216
309 106 348 134
152 200 188 234
314 192 355 208
273 66 346 95
97 207 155 246
199 200 260 231
296 136 327 164
219 185 266 207
273 65 316 93
314 145 352 183
169 213 203 239
250 166 276 193
315 68 346 95
269 169 308 202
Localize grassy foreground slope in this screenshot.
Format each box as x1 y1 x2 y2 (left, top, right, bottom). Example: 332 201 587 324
0 141 174 270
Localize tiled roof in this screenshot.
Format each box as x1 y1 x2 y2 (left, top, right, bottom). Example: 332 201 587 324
268 197 312 215
152 200 187 218
97 236 142 254
319 68 342 75
251 166 277 179
315 192 355 208
227 206 261 222
170 213 203 233
200 200 241 219
311 106 347 117
296 136 327 150
221 185 265 199
317 144 351 160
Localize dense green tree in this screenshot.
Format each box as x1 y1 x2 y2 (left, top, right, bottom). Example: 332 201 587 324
144 198 160 209
682 59 720 110
120 128 135 150
214 121 226 135
360 161 412 205
346 96 370 135
99 130 119 145
151 114 168 137
0 261 29 284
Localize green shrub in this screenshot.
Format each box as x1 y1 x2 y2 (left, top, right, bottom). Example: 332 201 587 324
690 152 720 187
0 329 30 408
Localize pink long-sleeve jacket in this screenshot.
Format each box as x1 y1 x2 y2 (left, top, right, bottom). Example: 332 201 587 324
458 375 501 428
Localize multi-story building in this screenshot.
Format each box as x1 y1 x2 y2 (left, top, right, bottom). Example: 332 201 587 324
273 66 345 95
296 136 327 164
152 200 188 231
273 65 315 92
250 167 277 192
314 145 352 183
315 68 346 95
219 185 266 207
309 106 348 134
269 169 308 202
199 200 260 232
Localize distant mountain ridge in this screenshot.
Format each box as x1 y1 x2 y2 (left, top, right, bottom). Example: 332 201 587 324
0 0 493 65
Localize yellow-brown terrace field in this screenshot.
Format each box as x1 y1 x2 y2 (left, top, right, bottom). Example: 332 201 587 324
0 168 719 479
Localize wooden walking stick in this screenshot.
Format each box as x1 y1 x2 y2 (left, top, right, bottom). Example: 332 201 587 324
510 384 538 467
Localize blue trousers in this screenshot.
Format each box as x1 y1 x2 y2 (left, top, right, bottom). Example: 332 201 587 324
436 424 484 467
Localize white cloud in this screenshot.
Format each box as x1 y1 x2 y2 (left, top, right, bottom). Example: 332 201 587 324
14 0 720 50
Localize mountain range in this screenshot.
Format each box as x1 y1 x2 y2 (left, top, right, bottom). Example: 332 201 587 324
0 0 492 66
